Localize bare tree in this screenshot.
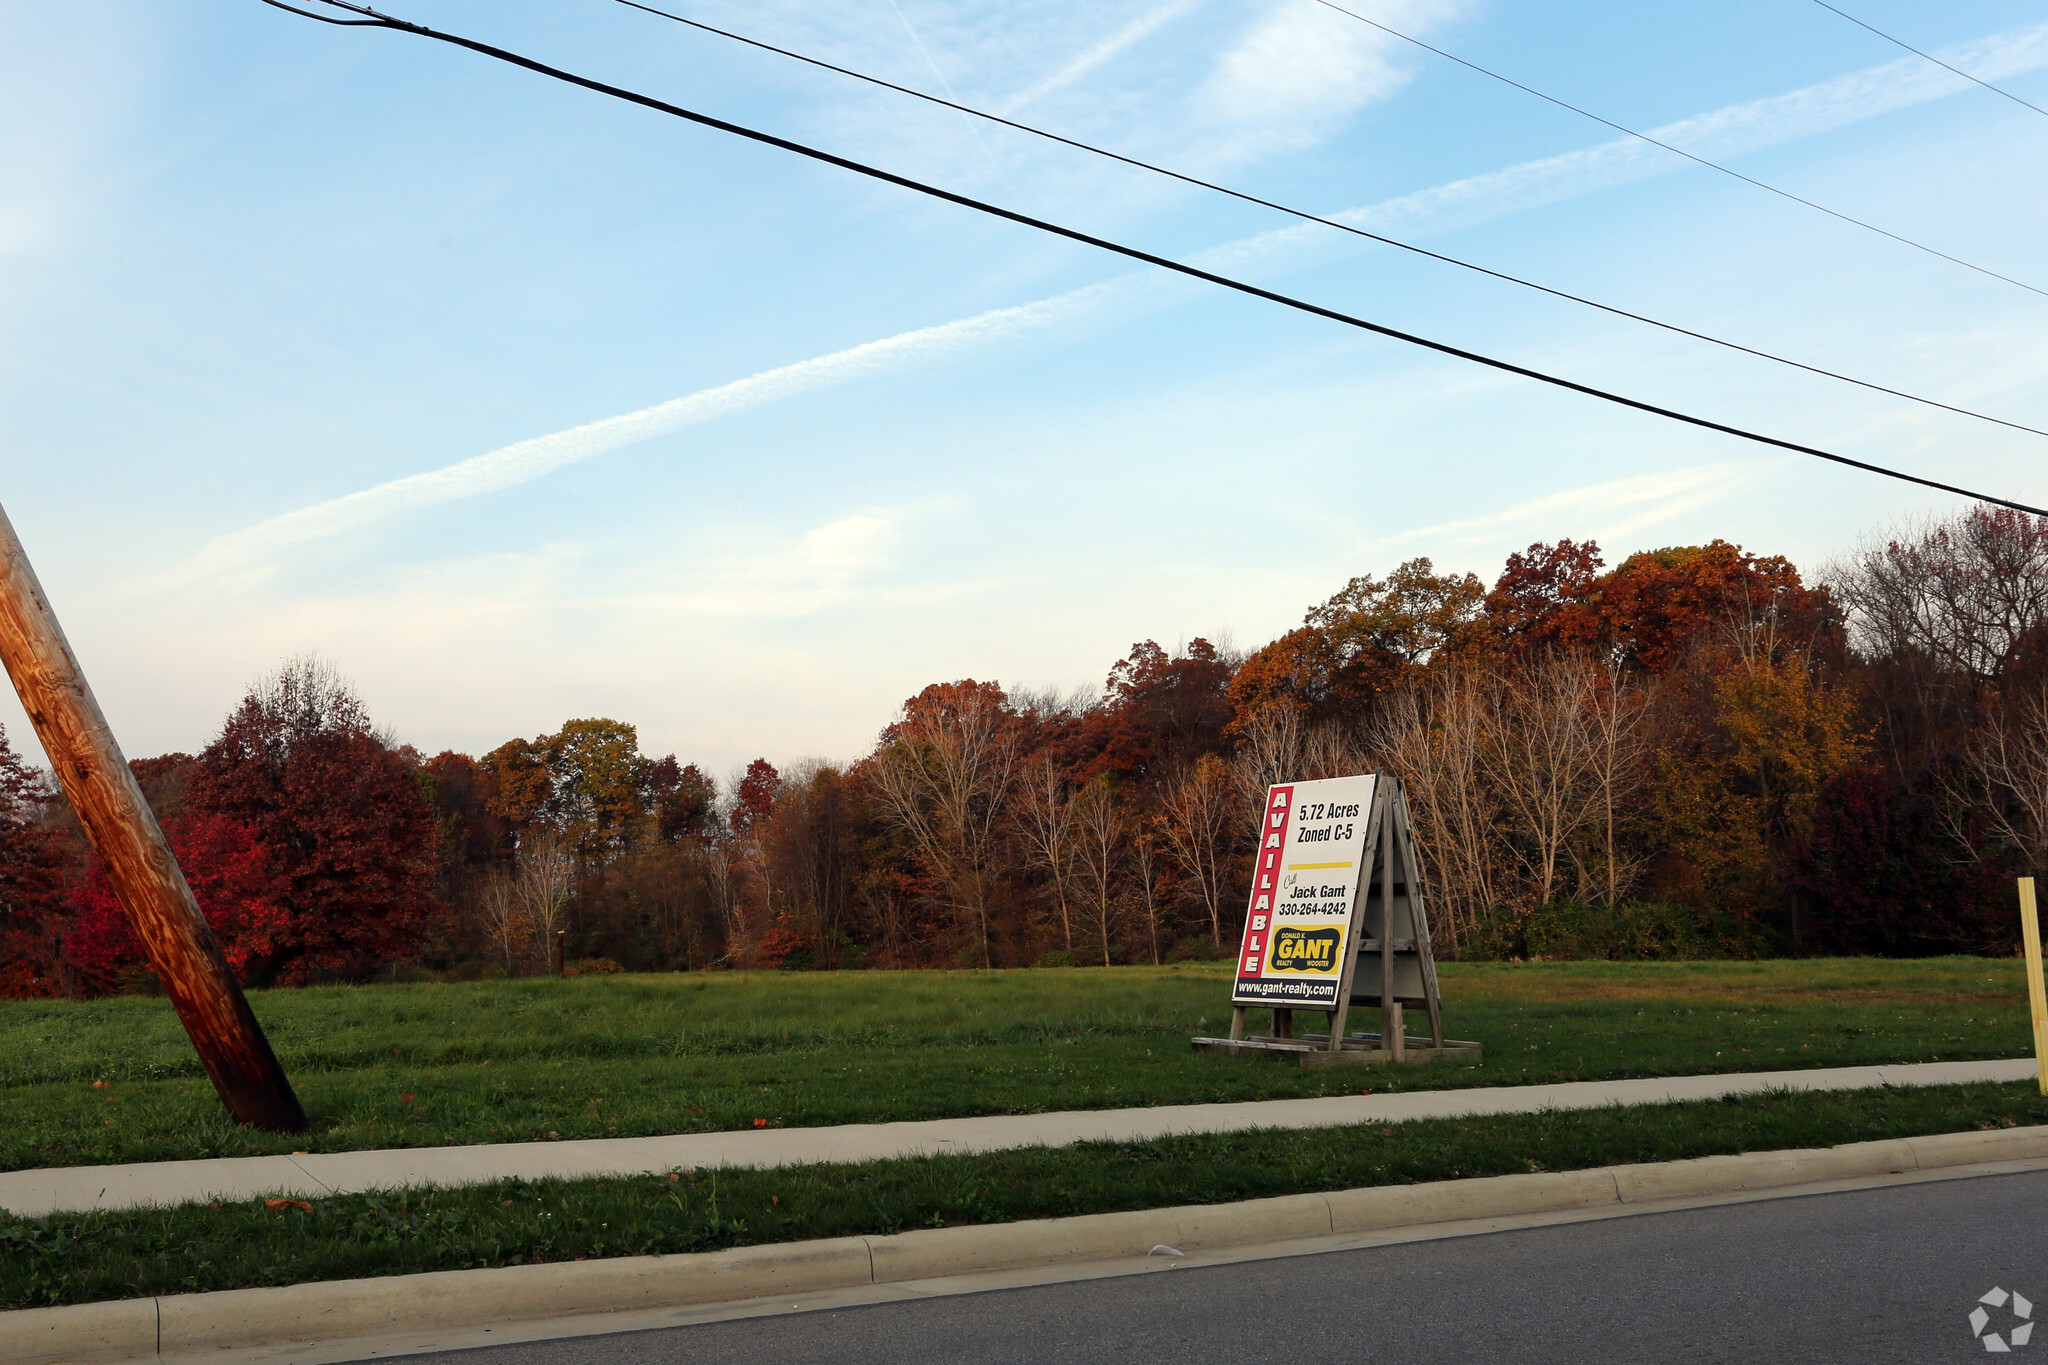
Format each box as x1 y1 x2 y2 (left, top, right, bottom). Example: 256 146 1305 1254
1580 660 1655 906
514 829 577 966
476 866 528 974
867 687 1019 967
1015 751 1080 950
1482 654 1599 911
1156 754 1236 945
1955 683 2048 870
1130 826 1166 965
1831 509 2048 681
1230 706 1303 811
1371 671 1501 952
701 841 747 964
1229 707 1362 833
1070 778 1125 966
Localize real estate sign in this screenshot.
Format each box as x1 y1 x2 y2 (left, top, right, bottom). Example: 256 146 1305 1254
1230 774 1377 1010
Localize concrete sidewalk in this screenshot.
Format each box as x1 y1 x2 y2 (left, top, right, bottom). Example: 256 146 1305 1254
0 1058 2030 1219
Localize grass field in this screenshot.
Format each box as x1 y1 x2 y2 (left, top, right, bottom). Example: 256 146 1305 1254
0 959 2030 1173
6 1080 2045 1310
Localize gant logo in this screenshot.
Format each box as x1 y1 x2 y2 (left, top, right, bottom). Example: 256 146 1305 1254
1269 926 1340 973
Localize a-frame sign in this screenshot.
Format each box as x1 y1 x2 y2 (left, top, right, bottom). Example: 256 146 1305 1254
1192 772 1480 1067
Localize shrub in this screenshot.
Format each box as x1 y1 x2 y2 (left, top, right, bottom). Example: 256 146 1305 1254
1520 899 1758 961
1168 936 1231 962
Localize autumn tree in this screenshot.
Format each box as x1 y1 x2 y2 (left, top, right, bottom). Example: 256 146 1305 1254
481 737 552 834
68 814 282 988
867 681 1018 967
730 758 781 837
540 719 647 856
1598 540 1835 676
1486 539 1605 656
0 725 71 999
1230 558 1488 732
1130 826 1166 965
420 750 512 890
1650 651 1863 933
187 657 437 982
754 761 859 966
1084 639 1235 787
1787 764 2016 955
512 828 577 964
644 756 717 843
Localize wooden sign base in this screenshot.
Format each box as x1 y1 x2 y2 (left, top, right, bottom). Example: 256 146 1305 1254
1190 1029 1482 1068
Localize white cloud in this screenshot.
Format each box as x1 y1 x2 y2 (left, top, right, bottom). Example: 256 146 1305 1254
1200 0 1413 125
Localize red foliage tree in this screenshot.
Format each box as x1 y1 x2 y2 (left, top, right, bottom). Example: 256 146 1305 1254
642 755 717 842
1082 639 1234 787
1596 540 1837 674
1487 539 1605 656
730 758 781 836
187 658 438 982
1785 764 2017 955
0 725 72 1000
66 813 284 988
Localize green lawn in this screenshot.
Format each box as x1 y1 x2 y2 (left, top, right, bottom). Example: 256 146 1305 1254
0 959 2030 1172
6 1081 2045 1310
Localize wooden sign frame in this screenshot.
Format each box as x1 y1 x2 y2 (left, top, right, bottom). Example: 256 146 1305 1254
1193 774 1481 1069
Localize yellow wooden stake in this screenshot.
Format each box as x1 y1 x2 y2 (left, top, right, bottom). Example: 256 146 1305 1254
2022 878 2048 1098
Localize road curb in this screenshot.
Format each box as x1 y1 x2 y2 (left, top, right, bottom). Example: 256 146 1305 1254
8 1124 2048 1365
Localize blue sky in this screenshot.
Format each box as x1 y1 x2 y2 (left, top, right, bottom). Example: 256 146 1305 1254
3 0 2045 776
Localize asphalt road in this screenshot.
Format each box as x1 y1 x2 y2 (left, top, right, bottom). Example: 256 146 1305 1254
399 1171 2048 1365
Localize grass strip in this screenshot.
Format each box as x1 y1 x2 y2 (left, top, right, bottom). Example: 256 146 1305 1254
1 960 2031 1172
5 1081 2046 1311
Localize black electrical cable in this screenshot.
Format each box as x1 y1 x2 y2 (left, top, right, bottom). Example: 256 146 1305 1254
256 0 2048 518
1310 0 2048 300
615 0 2048 444
1810 0 2048 119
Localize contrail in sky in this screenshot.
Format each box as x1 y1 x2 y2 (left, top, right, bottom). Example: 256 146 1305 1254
1002 0 1202 113
185 17 2048 583
179 286 1112 584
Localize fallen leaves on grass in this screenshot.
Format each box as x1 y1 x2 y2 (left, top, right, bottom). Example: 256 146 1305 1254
263 1199 312 1213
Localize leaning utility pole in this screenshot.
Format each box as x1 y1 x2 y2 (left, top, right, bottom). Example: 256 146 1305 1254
0 502 306 1133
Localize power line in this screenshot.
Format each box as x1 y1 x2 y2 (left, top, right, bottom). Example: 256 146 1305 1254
1809 0 2048 119
614 0 2048 444
1309 0 2048 300
256 0 2048 518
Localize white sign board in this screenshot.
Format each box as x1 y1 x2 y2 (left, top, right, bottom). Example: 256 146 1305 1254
1230 774 1377 1010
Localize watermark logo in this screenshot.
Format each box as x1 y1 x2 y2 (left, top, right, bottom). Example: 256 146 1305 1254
1971 1288 2034 1352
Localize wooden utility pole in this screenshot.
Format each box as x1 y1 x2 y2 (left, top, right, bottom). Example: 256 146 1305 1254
0 503 307 1133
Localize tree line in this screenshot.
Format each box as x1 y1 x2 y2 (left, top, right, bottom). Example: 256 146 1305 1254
3 504 2046 993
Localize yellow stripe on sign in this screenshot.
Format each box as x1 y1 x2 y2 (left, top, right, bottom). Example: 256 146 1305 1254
1287 862 1354 870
